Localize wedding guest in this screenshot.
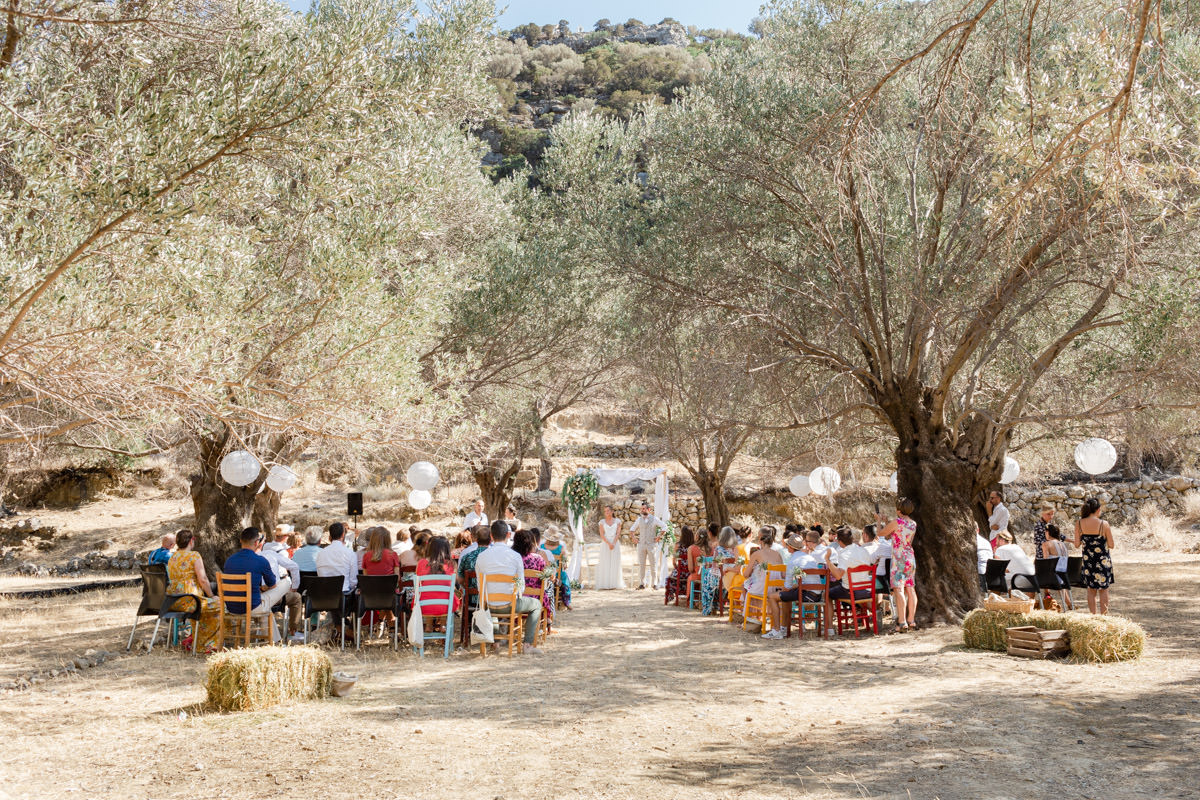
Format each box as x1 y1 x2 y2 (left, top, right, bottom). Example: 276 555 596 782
462 499 488 531
995 530 1036 589
394 527 414 555
475 530 542 654
222 528 284 640
166 530 219 653
261 528 303 641
148 533 176 567
701 526 737 615
503 504 523 532
987 490 1010 548
361 527 400 577
286 531 302 558
1074 497 1115 614
316 522 357 593
1043 524 1074 610
1032 503 1055 559
763 532 818 639
513 529 554 620
877 498 919 632
663 525 696 604
767 525 787 556
399 530 431 569
415 535 460 618
735 527 783 620
450 531 473 561
862 524 892 593
825 526 874 606
975 523 993 593
456 525 492 592
543 528 571 610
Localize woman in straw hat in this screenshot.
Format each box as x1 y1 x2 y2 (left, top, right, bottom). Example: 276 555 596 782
543 526 572 610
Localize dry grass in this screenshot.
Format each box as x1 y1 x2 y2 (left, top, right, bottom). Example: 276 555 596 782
962 608 1146 662
204 645 331 712
1126 504 1183 552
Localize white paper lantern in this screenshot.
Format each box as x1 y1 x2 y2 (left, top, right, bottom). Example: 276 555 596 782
1075 438 1117 475
408 489 432 510
265 464 298 493
809 466 842 497
888 472 898 494
406 461 440 492
788 474 811 497
999 456 1020 485
219 450 260 487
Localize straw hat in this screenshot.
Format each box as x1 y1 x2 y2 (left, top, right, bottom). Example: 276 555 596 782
996 530 1014 542
544 530 564 545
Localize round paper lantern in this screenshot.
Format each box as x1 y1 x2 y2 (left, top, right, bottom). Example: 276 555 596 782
999 456 1020 485
888 472 898 494
788 474 811 497
408 489 432 510
406 461 440 492
219 450 260 487
809 466 841 497
1075 437 1117 475
265 464 298 493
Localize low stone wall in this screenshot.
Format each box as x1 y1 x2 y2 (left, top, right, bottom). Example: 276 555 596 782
549 442 664 460
1005 476 1198 526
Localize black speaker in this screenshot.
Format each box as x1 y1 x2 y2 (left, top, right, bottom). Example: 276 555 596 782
347 492 363 517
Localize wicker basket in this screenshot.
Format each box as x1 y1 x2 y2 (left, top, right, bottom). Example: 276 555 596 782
984 597 1035 613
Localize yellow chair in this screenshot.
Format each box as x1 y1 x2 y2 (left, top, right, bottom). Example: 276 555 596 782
216 572 276 650
743 564 787 633
478 573 527 657
523 569 550 645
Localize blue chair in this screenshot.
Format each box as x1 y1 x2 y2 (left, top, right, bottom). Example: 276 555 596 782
412 572 456 659
688 557 713 609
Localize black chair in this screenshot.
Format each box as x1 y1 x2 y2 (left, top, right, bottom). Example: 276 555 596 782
297 570 319 596
355 574 401 651
127 563 202 653
1030 557 1072 609
1065 555 1084 591
983 558 1010 595
302 576 347 651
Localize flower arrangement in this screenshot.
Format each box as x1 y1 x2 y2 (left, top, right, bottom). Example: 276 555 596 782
561 471 599 520
540 567 556 582
660 520 679 554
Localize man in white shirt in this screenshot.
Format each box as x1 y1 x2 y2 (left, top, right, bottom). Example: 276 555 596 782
474 536 542 653
261 527 303 640
315 522 357 594
826 528 874 601
975 524 993 592
862 524 893 590
462 499 488 532
629 502 666 590
994 530 1036 590
987 490 1010 548
763 533 819 639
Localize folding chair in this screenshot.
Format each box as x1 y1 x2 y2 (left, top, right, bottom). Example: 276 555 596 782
478 573 526 657
833 564 878 637
412 572 457 659
355 574 401 650
715 556 736 616
743 564 787 633
584 543 602 589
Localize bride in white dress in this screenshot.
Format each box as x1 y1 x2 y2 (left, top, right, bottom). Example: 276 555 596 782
595 505 625 590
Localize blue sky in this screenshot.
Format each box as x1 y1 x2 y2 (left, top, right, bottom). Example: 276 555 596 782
283 1 758 33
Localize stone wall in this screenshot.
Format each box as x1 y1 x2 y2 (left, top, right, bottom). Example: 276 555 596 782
1004 477 1198 527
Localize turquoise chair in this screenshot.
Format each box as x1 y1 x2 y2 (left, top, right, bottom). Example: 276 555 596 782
412 572 457 659
688 557 713 609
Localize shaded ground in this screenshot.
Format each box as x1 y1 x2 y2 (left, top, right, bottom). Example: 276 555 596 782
2 550 1198 799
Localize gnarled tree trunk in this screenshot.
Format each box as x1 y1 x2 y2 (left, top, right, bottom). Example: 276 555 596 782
691 467 729 527
473 460 520 520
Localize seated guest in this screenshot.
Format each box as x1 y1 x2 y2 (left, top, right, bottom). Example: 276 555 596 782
415 535 460 620
399 530 431 570
286 531 302 558
450 530 473 562
490 519 512 548
735 527 753 562
513 528 554 621
975 523 993 592
148 533 176 567
704 526 739 615
456 524 493 593
663 526 696 604
735 527 784 620
316 522 357 594
768 526 788 556
994 530 1036 589
1043 525 1074 610
166 529 219 652
826 527 874 620
475 528 543 653
262 525 303 636
542 528 571 610
394 526 415 554
361 526 400 577
763 532 819 639
862 524 892 592
222 527 290 641
528 527 552 564
292 527 324 572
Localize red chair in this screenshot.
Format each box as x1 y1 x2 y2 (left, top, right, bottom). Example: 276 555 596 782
459 569 478 647
786 567 830 639
834 564 878 637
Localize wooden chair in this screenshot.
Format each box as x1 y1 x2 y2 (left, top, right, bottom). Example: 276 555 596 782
216 572 276 650
412 572 456 659
523 569 550 645
687 557 712 609
833 564 878 637
459 569 478 648
714 556 736 616
743 563 787 633
478 573 526 657
787 567 830 638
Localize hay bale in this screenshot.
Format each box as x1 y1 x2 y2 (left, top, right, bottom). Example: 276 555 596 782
205 646 332 712
962 609 1145 663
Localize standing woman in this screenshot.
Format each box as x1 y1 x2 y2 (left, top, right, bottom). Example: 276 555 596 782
663 526 696 604
1032 503 1056 559
166 530 220 653
1074 497 1114 614
595 506 625 590
877 497 918 632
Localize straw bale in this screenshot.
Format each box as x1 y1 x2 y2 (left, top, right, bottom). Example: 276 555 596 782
962 609 1145 663
205 645 332 712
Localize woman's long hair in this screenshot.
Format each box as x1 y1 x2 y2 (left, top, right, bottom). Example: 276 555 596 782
679 525 695 551
425 535 451 574
367 527 392 563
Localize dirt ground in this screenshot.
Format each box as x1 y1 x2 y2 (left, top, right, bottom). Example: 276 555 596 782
2 546 1199 800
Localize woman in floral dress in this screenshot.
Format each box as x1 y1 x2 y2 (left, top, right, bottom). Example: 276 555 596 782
514 530 555 620
701 526 736 615
166 530 220 653
663 526 695 604
1074 497 1115 614
877 497 918 632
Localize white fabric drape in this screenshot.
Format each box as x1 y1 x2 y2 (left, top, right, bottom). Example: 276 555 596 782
568 468 674 590
566 508 584 584
653 473 672 588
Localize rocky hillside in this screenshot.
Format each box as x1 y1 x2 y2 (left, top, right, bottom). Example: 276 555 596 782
477 18 751 179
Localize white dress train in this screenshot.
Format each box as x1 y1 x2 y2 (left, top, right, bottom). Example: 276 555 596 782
595 520 625 590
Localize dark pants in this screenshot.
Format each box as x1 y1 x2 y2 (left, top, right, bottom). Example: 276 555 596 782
828 584 871 601
780 587 824 603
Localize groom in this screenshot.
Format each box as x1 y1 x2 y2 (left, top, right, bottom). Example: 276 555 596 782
629 501 666 590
